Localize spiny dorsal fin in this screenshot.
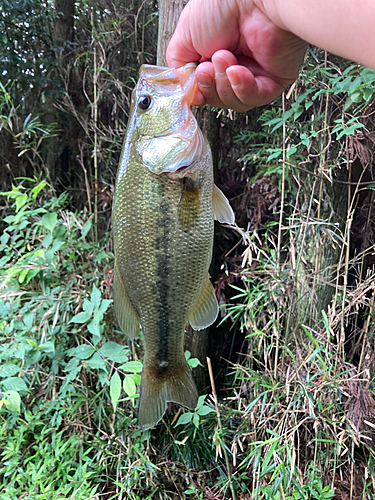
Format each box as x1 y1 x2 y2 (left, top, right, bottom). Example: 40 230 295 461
189 277 219 330
212 184 235 225
113 264 141 339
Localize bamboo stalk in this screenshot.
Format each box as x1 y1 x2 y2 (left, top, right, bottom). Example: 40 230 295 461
93 43 98 243
206 357 237 500
275 92 286 379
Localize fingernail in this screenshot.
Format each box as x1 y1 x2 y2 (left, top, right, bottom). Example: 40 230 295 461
226 68 240 88
196 72 212 88
213 58 227 77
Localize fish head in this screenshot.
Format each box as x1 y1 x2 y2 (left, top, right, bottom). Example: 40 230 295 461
130 63 207 175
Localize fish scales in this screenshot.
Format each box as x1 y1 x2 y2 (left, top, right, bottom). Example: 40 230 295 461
112 64 234 429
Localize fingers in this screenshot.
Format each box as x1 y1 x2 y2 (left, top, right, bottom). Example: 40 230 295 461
166 2 201 69
192 50 288 112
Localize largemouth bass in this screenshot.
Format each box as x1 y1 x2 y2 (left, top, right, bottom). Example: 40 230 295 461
112 63 234 429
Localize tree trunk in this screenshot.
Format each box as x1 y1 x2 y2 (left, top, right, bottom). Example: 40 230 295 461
53 0 75 49
157 0 188 67
44 0 76 182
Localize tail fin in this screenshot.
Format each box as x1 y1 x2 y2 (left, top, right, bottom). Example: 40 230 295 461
138 361 198 430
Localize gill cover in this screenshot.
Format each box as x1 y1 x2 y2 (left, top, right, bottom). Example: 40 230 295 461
134 63 206 175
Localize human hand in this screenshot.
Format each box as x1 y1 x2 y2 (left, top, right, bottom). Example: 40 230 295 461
166 0 308 112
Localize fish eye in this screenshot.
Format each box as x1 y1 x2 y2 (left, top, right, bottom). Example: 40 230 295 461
138 95 152 111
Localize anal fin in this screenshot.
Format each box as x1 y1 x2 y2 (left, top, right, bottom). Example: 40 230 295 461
213 184 235 225
189 277 219 330
113 263 141 338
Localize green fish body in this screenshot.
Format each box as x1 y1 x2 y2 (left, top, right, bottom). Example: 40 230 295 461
112 64 234 429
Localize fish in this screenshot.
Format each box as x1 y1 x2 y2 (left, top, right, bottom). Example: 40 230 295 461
112 63 234 430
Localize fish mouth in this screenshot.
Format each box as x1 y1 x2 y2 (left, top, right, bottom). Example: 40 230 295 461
139 63 197 107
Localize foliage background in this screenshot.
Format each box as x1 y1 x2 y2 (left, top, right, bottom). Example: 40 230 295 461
0 1 374 499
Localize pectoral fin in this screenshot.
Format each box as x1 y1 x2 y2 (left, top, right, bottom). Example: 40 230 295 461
113 264 141 338
212 184 235 225
189 278 219 330
178 186 201 229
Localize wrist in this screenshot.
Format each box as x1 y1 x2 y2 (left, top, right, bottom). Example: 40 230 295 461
252 0 288 32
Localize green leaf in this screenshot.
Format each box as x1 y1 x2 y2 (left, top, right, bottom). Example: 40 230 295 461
15 193 28 211
69 311 92 324
98 299 112 314
0 363 21 378
81 220 92 238
192 413 200 428
129 373 141 386
175 412 193 426
266 149 282 161
123 375 136 397
263 117 282 127
41 212 58 232
31 180 47 199
120 361 143 373
88 318 102 345
85 352 107 371
0 231 9 245
187 357 203 369
33 249 45 260
39 341 55 354
42 233 53 248
363 87 373 102
349 90 363 103
197 405 215 416
26 338 37 348
336 122 364 140
1 376 28 392
100 342 129 363
293 104 304 120
67 344 94 360
286 146 297 157
195 395 206 409
18 268 29 284
344 96 354 111
23 311 34 330
82 298 94 315
2 390 21 412
90 285 101 309
110 371 122 411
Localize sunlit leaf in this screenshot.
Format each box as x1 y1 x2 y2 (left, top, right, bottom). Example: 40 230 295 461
175 412 193 426
123 375 136 397
2 390 21 412
41 212 58 232
110 371 122 411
